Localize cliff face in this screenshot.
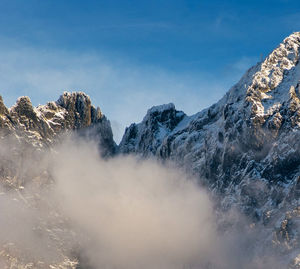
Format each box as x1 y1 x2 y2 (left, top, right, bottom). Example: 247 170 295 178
118 32 300 266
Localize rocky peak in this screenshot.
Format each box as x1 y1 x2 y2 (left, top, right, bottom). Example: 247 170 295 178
0 95 8 115
11 96 37 120
0 92 116 156
56 91 102 129
245 32 300 126
144 103 185 131
119 103 185 155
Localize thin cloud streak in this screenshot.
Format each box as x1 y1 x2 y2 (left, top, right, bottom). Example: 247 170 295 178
0 41 253 143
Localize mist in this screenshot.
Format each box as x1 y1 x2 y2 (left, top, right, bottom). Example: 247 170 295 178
51 138 217 269
0 135 287 268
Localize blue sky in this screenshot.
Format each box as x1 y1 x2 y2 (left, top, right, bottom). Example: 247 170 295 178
0 0 299 142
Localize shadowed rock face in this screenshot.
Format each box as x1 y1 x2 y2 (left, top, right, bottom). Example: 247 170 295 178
57 92 94 128
119 103 185 155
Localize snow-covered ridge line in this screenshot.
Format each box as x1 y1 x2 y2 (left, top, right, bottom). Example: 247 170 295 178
247 32 300 118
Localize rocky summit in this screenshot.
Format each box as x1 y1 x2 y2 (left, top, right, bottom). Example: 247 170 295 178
2 32 300 268
0 91 116 154
0 92 116 189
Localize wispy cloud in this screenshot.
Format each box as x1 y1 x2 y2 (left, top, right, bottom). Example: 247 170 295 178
0 39 251 142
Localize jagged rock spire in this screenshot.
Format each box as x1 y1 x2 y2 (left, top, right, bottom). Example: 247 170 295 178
0 92 116 156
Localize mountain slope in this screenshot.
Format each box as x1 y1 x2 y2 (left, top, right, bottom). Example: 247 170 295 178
119 32 300 266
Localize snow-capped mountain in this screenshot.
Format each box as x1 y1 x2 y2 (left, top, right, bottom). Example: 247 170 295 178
1 32 300 268
119 32 300 266
0 91 116 154
0 92 117 268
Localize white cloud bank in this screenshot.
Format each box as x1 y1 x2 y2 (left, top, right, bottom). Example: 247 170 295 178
51 139 217 268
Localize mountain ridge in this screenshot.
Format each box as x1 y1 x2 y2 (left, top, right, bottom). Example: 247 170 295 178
118 31 300 267
1 31 300 268
0 91 116 155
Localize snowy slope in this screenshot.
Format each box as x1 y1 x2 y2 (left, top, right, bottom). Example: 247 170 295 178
119 32 300 267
